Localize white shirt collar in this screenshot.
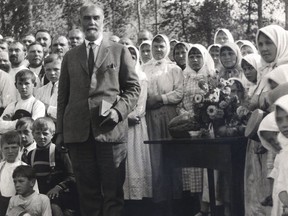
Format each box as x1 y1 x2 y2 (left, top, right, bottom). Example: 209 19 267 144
85 33 103 48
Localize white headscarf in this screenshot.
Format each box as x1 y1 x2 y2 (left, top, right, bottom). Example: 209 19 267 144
214 28 234 44
150 34 171 65
256 25 288 68
275 95 288 150
208 43 221 52
240 40 258 54
184 44 215 77
139 40 152 64
258 112 279 153
265 64 288 87
126 45 147 81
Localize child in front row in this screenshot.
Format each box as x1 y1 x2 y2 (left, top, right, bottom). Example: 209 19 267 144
0 69 45 134
0 130 38 216
267 95 288 216
26 117 76 216
16 117 37 162
6 165 52 216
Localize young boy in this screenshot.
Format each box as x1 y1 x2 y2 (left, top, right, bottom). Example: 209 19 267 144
15 117 36 163
35 54 62 122
26 117 76 215
6 165 52 216
0 69 45 134
0 130 38 216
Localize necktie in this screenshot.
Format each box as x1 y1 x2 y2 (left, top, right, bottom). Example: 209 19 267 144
51 83 55 96
21 148 28 162
88 42 95 78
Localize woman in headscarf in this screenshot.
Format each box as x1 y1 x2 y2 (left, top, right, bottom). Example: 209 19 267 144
173 42 190 70
244 24 288 216
240 40 258 56
241 54 261 98
142 34 183 207
208 44 222 73
214 28 234 45
168 39 179 62
176 44 216 216
218 42 244 80
139 40 152 64
268 95 288 216
123 45 152 200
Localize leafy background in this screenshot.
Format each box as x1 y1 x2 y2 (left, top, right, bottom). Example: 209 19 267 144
0 0 285 46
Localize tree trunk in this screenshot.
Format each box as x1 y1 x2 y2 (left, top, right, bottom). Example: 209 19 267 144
285 0 288 29
257 0 263 28
136 0 141 31
154 0 158 34
246 0 252 34
0 0 6 34
180 0 187 41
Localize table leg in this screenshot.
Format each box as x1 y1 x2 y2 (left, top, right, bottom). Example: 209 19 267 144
207 168 217 216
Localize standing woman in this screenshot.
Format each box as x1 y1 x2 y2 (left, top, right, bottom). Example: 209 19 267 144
173 42 190 70
240 40 258 56
244 24 288 216
176 44 216 216
123 45 152 200
142 34 183 208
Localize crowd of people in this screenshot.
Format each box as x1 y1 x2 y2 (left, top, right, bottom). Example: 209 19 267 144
0 2 288 216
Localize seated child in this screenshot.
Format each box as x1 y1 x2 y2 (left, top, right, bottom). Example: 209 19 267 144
26 117 76 215
269 95 288 216
0 130 38 216
0 69 45 134
15 117 36 163
6 165 52 216
35 54 62 122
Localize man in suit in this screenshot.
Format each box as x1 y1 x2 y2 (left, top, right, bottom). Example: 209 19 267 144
56 3 140 216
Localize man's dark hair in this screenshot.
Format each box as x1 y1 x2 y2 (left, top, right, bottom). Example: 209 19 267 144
13 165 36 180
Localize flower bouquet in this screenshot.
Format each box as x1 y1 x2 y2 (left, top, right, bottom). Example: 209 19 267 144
169 76 251 138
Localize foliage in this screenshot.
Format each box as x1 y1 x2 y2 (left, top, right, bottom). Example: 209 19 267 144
0 0 285 44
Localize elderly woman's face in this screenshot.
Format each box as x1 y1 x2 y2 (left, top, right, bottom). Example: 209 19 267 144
152 40 168 60
257 33 277 63
220 47 237 69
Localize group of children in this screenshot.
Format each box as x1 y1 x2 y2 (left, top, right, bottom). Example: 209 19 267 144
0 45 77 215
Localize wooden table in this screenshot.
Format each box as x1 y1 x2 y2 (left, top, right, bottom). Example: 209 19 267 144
144 136 247 216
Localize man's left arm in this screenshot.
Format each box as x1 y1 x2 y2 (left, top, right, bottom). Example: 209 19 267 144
113 46 141 121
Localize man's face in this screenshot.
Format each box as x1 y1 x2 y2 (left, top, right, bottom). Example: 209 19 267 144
52 36 69 56
68 30 84 48
9 43 26 67
2 142 20 163
22 35 36 47
0 51 11 72
0 42 8 51
33 128 54 148
35 32 51 54
27 44 44 68
138 32 151 45
80 6 104 41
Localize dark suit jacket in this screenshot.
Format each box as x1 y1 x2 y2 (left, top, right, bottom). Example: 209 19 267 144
57 38 140 143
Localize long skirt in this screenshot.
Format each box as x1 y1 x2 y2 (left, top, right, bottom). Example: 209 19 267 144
244 139 271 216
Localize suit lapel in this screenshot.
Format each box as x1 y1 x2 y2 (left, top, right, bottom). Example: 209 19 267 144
78 43 89 75
95 39 110 71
